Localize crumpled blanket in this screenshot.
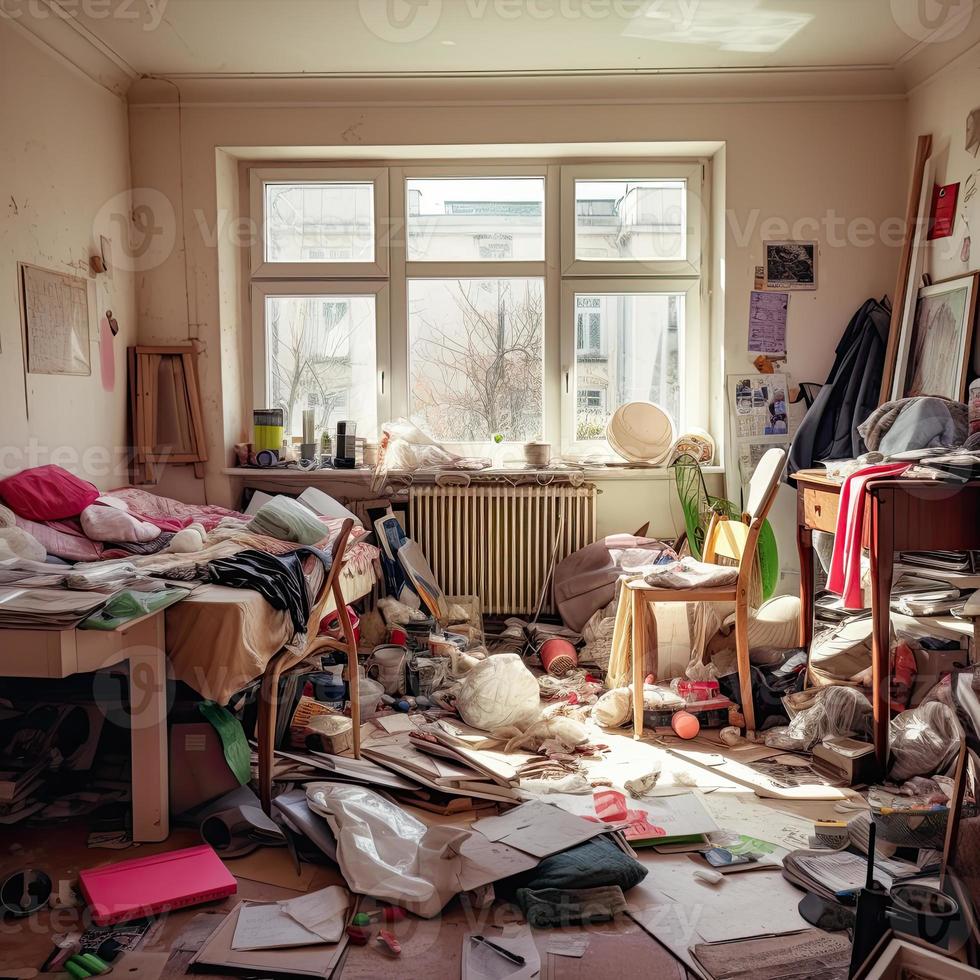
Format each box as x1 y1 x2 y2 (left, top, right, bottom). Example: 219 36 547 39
643 556 739 589
516 886 627 928
80 498 161 543
858 396 968 453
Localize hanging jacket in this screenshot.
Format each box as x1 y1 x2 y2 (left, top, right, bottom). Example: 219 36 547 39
787 297 891 480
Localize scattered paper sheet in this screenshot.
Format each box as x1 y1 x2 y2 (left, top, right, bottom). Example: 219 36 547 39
375 713 419 734
471 800 603 858
691 928 850 980
279 886 349 943
456 834 540 891
545 937 589 958
231 902 325 950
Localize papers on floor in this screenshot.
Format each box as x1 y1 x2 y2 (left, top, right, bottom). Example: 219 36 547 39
471 800 606 858
784 848 933 901
541 789 718 847
545 937 589 958
278 886 349 944
193 901 348 979
691 928 851 980
232 904 324 951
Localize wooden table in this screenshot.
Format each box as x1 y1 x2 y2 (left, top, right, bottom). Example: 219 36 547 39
0 610 170 841
795 469 980 763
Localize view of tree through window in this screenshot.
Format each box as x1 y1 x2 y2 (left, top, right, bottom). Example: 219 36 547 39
266 294 377 440
409 278 544 442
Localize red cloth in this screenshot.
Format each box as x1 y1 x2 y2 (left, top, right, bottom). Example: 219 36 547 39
0 465 100 521
826 463 910 610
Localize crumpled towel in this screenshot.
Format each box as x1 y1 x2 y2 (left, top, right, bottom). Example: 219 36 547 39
643 556 739 590
247 495 329 545
515 836 647 893
858 396 968 453
515 886 628 928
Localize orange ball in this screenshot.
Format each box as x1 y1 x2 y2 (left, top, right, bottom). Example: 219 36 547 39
671 710 700 740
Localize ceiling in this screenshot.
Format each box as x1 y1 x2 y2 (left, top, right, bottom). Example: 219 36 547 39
9 0 980 96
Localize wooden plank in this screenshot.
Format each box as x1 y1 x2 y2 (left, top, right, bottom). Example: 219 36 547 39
181 350 209 463
879 133 931 403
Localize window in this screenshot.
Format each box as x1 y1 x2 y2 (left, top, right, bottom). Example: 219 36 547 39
409 278 544 442
249 158 705 454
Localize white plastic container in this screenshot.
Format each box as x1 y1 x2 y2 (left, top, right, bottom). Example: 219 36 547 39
355 676 385 720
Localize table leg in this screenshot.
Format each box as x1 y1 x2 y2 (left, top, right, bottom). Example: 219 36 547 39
631 589 646 739
869 492 894 767
126 615 170 842
797 522 815 650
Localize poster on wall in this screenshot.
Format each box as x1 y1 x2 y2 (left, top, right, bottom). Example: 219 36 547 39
764 241 817 291
727 372 801 484
748 290 788 354
19 263 92 376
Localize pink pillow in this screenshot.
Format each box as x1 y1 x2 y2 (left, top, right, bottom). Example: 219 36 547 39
0 465 100 521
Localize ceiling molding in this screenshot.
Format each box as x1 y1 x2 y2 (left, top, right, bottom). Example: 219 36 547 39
0 0 137 95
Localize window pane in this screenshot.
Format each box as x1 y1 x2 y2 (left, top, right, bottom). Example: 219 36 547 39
409 278 544 442
574 292 682 442
265 182 374 263
574 179 685 261
266 295 377 440
407 178 545 261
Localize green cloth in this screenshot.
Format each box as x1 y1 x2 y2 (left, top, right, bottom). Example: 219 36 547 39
80 586 189 630
515 886 627 928
247 495 329 545
197 701 251 786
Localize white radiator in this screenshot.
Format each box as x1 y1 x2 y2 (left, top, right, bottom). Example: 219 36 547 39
408 483 598 616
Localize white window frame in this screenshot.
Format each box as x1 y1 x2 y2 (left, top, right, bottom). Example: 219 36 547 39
250 279 391 439
560 162 702 278
560 277 703 456
249 167 390 279
390 164 555 451
246 157 706 459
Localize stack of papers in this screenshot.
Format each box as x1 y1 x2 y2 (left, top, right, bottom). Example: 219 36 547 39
0 587 107 629
471 800 607 858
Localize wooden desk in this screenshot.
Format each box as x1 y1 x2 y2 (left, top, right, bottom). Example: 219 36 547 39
1 611 169 841
795 470 980 763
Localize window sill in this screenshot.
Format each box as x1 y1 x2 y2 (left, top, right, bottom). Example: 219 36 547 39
223 464 724 483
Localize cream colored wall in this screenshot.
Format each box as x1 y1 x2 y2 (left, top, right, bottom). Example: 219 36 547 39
127 82 908 585
907 46 980 284
0 23 136 490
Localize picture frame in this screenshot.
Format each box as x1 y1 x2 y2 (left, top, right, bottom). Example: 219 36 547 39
763 240 817 291
896 272 978 401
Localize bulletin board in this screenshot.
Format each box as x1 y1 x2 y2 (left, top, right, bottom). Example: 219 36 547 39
19 262 92 376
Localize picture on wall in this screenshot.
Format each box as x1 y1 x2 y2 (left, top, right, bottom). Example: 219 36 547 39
764 241 817 290
901 273 978 400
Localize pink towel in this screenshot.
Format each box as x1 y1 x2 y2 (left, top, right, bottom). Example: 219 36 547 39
827 463 910 609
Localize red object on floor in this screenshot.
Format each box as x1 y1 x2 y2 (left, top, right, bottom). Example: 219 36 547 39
79 845 236 926
671 710 701 740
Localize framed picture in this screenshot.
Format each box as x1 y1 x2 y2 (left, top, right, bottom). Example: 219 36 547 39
764 240 817 290
898 272 978 400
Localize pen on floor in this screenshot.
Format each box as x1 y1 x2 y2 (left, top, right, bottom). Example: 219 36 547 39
470 935 525 967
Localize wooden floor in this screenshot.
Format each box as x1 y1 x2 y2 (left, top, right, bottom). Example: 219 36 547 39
0 820 695 979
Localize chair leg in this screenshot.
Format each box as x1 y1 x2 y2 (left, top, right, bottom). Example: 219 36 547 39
631 589 647 739
333 581 361 759
257 652 289 815
734 590 756 734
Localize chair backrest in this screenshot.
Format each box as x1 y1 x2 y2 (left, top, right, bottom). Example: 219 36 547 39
303 518 355 640
744 448 787 522
703 518 751 565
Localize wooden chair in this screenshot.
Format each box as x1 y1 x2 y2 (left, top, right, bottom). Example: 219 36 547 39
628 448 787 739
256 519 361 814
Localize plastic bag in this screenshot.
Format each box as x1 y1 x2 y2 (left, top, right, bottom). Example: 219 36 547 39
306 783 467 918
888 701 961 782
456 653 540 732
764 685 872 751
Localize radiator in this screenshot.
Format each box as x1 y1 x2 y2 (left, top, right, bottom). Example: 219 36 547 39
408 483 598 616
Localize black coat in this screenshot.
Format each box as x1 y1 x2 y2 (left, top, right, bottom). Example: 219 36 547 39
787 298 891 480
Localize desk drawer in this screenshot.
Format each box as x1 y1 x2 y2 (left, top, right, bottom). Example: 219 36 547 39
803 487 839 532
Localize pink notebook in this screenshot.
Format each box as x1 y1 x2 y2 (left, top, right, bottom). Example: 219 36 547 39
80 844 237 925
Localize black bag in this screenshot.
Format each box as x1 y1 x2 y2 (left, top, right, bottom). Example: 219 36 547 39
787 297 891 479
718 649 808 728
